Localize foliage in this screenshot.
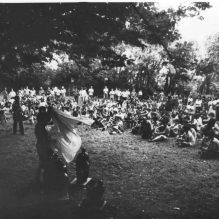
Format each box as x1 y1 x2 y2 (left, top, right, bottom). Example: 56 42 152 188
0 2 211 92
196 33 219 94
158 41 198 94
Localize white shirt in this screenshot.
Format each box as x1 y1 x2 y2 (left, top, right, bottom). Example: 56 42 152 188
188 130 196 146
126 90 130 97
117 90 121 97
56 89 61 96
61 88 66 95
103 88 108 94
39 102 47 107
81 89 87 97
24 88 30 95
88 88 94 96
195 99 202 107
109 90 115 95
30 89 36 96
188 97 193 103
21 105 26 111
138 91 142 96
121 91 126 97
9 91 16 99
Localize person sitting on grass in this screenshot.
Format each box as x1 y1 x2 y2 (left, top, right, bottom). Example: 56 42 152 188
200 130 219 158
150 119 170 142
124 112 135 129
109 116 124 134
202 112 216 137
131 118 142 135
169 119 181 137
177 125 196 147
192 114 203 132
141 117 154 140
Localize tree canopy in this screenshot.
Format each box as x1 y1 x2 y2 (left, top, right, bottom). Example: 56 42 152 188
0 2 211 91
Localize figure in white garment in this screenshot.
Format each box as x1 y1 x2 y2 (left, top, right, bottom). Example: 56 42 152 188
88 86 94 99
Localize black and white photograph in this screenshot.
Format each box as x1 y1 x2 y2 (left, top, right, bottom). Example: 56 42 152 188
0 1 218 218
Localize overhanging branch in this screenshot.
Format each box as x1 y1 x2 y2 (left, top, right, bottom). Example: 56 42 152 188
131 3 173 61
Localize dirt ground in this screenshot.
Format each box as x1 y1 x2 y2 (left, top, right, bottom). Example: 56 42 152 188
0 120 219 219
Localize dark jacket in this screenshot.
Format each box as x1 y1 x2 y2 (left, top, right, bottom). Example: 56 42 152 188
12 102 23 121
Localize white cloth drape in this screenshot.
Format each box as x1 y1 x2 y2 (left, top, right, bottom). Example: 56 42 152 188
46 107 93 163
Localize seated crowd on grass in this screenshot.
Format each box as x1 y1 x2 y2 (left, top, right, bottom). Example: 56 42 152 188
0 85 219 158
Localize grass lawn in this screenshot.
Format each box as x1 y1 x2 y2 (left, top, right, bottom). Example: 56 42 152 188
0 121 218 219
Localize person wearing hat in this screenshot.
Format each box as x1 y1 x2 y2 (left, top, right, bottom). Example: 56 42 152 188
12 96 24 135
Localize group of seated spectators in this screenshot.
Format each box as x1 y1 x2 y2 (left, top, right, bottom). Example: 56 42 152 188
0 86 219 158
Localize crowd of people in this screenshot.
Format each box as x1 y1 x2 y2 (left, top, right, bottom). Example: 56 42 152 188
0 84 219 208
1 85 219 158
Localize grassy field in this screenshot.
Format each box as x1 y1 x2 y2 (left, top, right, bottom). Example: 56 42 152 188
0 120 218 219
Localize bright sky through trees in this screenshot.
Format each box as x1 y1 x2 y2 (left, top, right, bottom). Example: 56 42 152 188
43 1 219 69
158 1 219 57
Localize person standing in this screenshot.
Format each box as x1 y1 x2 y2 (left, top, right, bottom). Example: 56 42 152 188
30 88 36 97
81 87 88 104
114 88 119 101
73 88 79 103
109 88 115 101
195 95 202 114
39 87 45 96
103 86 109 99
12 96 24 135
2 88 8 100
138 90 143 99
88 86 94 99
35 107 51 183
131 89 136 98
61 86 66 98
117 89 121 102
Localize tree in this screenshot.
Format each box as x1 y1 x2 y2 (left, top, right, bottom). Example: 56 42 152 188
0 3 211 76
158 41 198 94
195 33 219 94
